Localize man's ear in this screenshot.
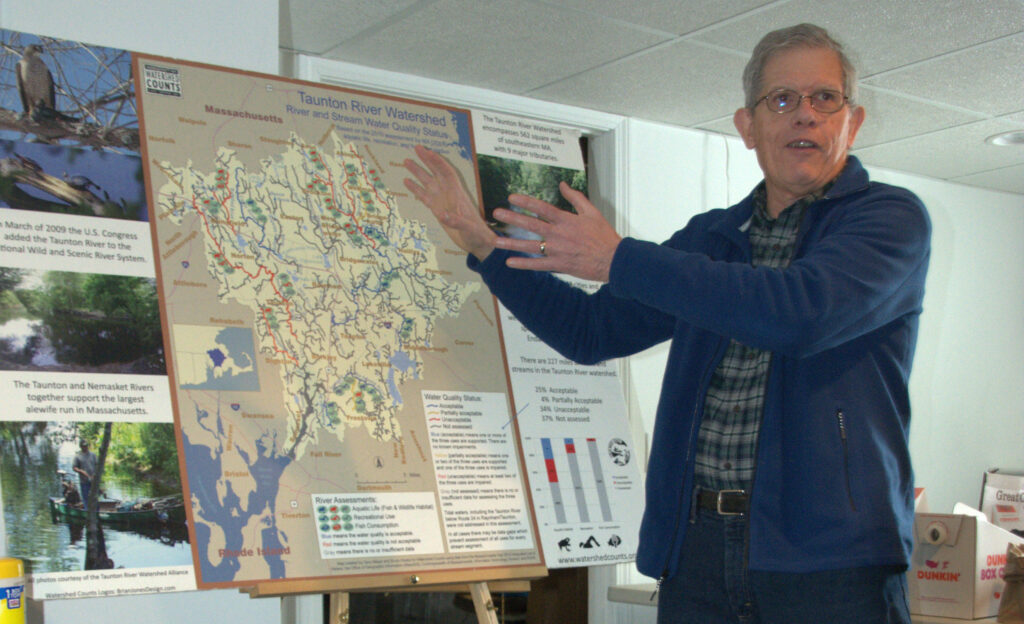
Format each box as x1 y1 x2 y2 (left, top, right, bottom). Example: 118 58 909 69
846 105 866 149
734 107 756 149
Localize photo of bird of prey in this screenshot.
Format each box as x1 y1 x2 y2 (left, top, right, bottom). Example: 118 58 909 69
1 29 138 151
16 43 58 121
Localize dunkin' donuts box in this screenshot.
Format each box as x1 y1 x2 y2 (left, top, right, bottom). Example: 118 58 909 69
980 470 1024 537
908 503 1024 619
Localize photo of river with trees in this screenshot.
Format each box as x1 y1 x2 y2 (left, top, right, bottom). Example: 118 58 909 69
1 420 191 573
0 267 164 374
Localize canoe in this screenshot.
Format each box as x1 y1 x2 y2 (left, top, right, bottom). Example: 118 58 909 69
48 494 186 526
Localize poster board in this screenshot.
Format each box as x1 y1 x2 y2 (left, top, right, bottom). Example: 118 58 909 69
470 110 645 568
0 27 196 600
1 22 644 600
0 24 546 599
134 54 544 589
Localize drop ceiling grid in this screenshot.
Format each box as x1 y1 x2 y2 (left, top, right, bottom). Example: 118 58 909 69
318 0 672 93
278 0 1024 194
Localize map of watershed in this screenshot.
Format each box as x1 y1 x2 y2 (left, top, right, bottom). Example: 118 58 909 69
137 57 537 587
159 135 478 457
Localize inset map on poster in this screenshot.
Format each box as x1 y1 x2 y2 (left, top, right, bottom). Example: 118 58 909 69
135 56 542 587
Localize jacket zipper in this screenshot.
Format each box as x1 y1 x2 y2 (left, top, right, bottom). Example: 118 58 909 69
741 355 772 571
651 398 701 601
836 408 858 511
739 200 814 569
650 576 663 602
651 339 726 601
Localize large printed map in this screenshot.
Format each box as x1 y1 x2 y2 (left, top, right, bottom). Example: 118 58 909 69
156 134 478 458
135 57 540 587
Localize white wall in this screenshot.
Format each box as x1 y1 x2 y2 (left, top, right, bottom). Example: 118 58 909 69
1 0 278 74
0 2 288 623
868 167 1024 512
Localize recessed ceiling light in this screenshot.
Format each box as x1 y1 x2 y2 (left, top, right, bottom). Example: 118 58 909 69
986 130 1024 146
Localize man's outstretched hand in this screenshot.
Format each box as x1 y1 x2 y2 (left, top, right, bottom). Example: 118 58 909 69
403 145 497 261
494 183 621 283
403 145 621 282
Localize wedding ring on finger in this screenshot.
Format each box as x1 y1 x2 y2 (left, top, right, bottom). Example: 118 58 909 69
538 241 547 256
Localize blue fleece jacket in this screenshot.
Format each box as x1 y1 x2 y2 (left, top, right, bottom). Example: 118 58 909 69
470 156 931 578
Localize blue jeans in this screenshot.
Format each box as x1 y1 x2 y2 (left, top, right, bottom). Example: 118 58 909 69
656 508 910 624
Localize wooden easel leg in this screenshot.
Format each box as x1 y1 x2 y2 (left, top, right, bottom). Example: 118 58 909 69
328 591 349 623
469 582 500 624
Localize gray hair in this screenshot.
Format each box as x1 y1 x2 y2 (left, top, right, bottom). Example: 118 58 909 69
742 23 858 109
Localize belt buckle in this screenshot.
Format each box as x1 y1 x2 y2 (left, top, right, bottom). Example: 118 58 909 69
717 489 746 516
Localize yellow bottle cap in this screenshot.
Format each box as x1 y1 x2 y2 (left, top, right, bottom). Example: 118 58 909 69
0 557 24 578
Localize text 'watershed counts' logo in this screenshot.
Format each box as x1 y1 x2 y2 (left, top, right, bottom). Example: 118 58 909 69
144 64 182 97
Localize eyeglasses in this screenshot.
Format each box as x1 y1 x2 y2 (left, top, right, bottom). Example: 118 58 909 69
757 88 848 114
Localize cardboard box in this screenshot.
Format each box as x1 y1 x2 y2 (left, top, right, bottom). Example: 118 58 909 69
979 470 1024 536
908 507 1024 619
916 487 929 513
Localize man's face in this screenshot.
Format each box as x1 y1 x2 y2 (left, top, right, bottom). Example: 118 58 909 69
734 46 865 215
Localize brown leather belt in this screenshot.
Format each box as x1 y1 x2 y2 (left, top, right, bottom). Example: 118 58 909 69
696 488 748 516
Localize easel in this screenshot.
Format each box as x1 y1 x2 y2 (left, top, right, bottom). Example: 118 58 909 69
244 565 545 624
324 581 505 623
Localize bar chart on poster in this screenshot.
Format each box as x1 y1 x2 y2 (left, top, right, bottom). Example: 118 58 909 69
494 272 644 569
540 437 614 526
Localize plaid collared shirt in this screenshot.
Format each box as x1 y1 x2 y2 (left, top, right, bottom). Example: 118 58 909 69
693 184 827 492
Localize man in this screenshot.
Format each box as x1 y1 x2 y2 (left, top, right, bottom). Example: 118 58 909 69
73 439 98 507
61 476 82 507
404 23 930 623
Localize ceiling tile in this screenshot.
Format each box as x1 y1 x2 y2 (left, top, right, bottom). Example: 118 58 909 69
320 0 669 93
694 116 740 138
852 87 983 149
852 118 1024 180
862 33 1024 117
542 0 775 35
690 0 1024 76
952 163 1024 195
280 0 419 53
530 40 748 125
